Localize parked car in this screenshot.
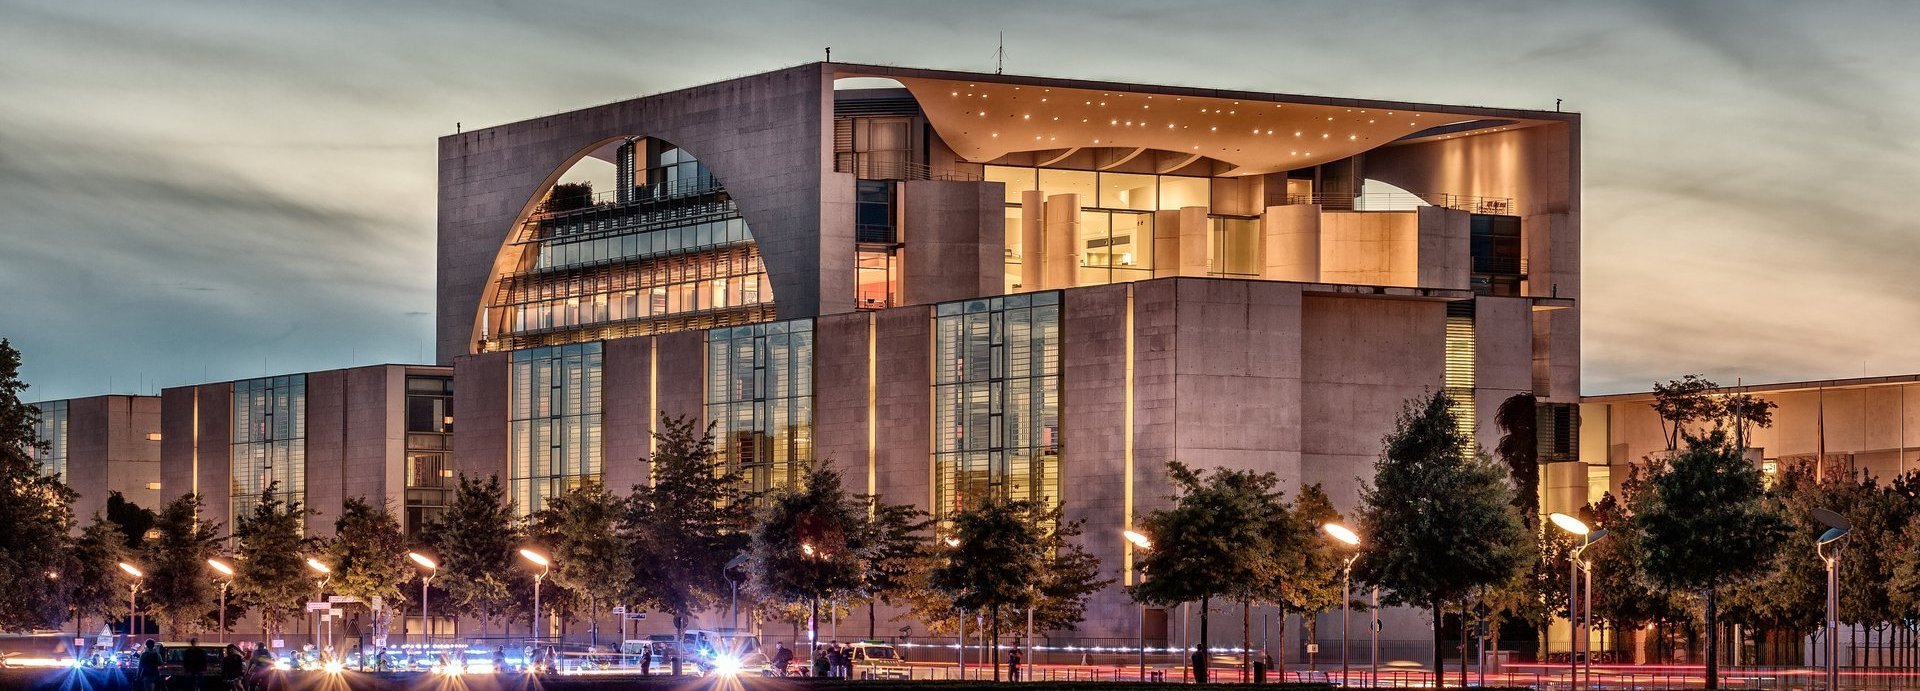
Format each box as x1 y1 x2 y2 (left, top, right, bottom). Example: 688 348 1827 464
847 642 912 680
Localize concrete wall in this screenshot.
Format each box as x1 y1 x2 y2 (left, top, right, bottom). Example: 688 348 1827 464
63 395 163 523
438 63 833 362
602 337 654 493
811 313 872 491
1319 211 1419 286
900 181 1004 307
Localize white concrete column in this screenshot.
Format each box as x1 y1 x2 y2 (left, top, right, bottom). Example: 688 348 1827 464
1262 204 1321 282
1043 193 1081 289
1021 190 1045 291
1152 210 1182 278
1178 207 1210 277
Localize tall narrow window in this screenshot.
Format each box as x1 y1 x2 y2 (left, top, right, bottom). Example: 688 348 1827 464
1444 301 1477 448
509 343 603 515
932 292 1061 518
405 375 455 534
232 375 307 527
707 320 814 497
31 400 69 479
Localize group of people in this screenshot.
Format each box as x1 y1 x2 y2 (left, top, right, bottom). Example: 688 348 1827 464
131 637 279 691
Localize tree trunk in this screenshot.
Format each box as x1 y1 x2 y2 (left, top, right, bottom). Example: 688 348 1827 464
1704 587 1719 690
991 607 1001 682
1242 600 1252 682
1197 596 1210 684
810 595 820 659
1276 609 1288 679
1432 599 1444 689
869 599 878 640
1458 598 1469 690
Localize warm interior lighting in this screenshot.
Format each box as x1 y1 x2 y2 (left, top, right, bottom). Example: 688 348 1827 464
518 548 550 567
1322 523 1361 546
146 433 162 441
1549 512 1591 536
145 482 161 490
408 552 437 570
207 559 234 577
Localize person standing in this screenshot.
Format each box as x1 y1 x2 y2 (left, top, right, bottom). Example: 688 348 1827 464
220 644 245 691
184 637 210 681
1008 648 1023 682
639 645 652 676
137 640 162 691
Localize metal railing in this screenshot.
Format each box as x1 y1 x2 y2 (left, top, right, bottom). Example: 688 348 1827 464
1287 192 1515 215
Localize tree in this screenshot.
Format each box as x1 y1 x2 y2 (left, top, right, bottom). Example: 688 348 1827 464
70 515 132 639
0 338 77 631
231 484 310 641
1356 391 1530 687
427 474 522 635
624 414 753 652
106 491 157 550
1275 484 1344 673
1721 393 1776 451
1651 375 1722 451
929 495 1108 681
1130 461 1288 683
324 498 409 644
531 481 630 646
1633 430 1786 689
747 462 866 654
142 493 223 638
1494 393 1540 527
853 493 931 638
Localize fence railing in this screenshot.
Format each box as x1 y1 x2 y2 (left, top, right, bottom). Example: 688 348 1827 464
1287 192 1514 215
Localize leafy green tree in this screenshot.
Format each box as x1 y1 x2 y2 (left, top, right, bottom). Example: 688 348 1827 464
1720 393 1777 451
1356 391 1530 686
747 462 866 652
1130 461 1287 683
928 495 1107 681
1494 393 1540 527
106 491 157 550
427 474 522 635
231 483 311 641
0 338 77 631
70 515 132 638
1275 484 1342 672
1633 430 1786 689
1651 375 1723 451
323 498 408 642
531 481 629 645
142 493 223 638
624 415 753 649
854 493 931 638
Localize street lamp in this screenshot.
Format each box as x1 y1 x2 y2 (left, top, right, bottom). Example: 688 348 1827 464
118 562 143 639
1814 507 1852 691
408 552 437 644
1123 529 1153 682
307 558 332 654
520 549 550 643
1549 513 1607 691
1322 523 1362 686
208 559 235 643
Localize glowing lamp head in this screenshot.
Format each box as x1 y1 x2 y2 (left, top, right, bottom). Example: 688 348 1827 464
1122 530 1153 550
1549 512 1591 536
1322 523 1361 546
305 558 331 575
801 543 816 557
118 562 142 579
943 537 960 548
408 552 437 570
519 549 549 568
207 559 234 577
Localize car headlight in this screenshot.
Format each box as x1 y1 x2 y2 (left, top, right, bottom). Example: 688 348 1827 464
713 655 742 676
322 661 344 674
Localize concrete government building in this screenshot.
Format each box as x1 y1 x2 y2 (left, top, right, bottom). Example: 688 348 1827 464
35 61 1584 657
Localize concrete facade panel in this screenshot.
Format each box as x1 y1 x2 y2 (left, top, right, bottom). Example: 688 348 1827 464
900 181 1004 307
871 307 931 511
812 312 872 490
602 337 653 493
453 353 509 482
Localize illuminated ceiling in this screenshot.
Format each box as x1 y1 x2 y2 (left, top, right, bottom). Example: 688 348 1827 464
889 76 1545 176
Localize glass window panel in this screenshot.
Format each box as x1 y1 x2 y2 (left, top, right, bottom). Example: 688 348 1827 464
1099 173 1157 211
1036 169 1097 206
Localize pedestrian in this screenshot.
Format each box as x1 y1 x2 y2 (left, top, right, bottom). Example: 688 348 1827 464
829 644 847 678
813 647 829 678
1192 647 1208 684
773 642 793 677
221 644 245 691
640 644 652 676
245 644 274 691
493 647 507 673
137 639 162 691
1008 648 1023 681
184 637 210 680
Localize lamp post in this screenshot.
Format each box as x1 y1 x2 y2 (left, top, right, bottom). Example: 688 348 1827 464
208 559 235 643
1124 529 1153 682
307 558 332 654
1813 507 1852 691
118 562 143 640
408 552 437 644
1322 523 1362 687
1550 513 1608 691
520 549 550 644
943 535 963 678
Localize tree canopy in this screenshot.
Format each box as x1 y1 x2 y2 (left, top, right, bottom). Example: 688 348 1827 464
143 493 223 638
426 474 523 634
623 414 753 639
231 483 310 640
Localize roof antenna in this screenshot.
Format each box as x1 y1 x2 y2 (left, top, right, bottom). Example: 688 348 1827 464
995 32 1004 74
1554 98 1562 112
825 47 831 63
456 122 462 133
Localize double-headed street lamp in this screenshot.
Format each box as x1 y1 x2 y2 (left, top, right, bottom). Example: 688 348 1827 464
408 552 437 643
307 558 332 653
1813 507 1852 691
118 562 143 638
1322 523 1362 686
1549 513 1607 691
1123 529 1154 682
208 559 235 643
520 549 551 643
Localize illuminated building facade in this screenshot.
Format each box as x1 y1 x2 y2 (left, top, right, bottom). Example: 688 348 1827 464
436 62 1581 653
27 395 163 524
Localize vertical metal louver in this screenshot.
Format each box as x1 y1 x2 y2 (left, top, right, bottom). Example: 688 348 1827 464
1444 301 1477 448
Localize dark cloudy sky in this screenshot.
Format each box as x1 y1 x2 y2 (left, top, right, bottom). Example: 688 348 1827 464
5 0 1919 400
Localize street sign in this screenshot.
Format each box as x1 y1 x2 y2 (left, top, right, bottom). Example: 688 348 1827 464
327 595 362 604
625 612 647 620
611 606 626 615
306 601 330 611
1306 644 1319 654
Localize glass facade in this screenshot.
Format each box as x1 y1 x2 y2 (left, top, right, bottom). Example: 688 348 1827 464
31 400 68 479
404 375 454 534
486 143 774 352
232 375 307 523
1470 214 1525 296
989 165 1239 292
706 320 814 496
509 343 603 515
932 292 1062 518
